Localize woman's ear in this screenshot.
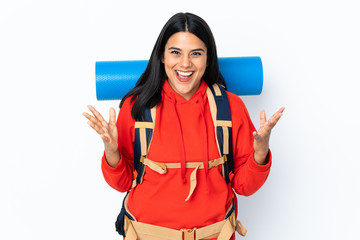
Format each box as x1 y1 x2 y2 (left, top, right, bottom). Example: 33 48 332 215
161 55 164 63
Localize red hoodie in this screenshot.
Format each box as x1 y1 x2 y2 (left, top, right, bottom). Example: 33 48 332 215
101 80 271 238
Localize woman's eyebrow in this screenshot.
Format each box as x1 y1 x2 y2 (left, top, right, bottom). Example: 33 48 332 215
167 47 206 52
191 48 206 52
168 47 182 51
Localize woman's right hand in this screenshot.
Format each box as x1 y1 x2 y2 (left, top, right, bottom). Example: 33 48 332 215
83 106 120 165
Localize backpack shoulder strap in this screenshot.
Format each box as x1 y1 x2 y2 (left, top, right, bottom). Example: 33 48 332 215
206 84 234 183
133 106 156 185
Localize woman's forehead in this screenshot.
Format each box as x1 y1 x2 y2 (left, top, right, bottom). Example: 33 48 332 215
165 32 207 51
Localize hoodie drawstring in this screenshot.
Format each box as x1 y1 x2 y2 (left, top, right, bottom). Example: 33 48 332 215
169 95 187 183
167 90 210 199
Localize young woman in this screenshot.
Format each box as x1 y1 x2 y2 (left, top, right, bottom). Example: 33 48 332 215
83 12 284 240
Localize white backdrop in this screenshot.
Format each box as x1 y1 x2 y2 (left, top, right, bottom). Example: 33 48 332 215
1 1 359 239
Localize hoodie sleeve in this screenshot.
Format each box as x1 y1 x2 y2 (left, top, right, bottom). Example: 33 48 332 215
101 98 135 192
227 92 272 196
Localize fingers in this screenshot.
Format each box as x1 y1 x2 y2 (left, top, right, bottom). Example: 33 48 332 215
259 110 266 129
83 105 110 135
87 105 108 128
256 107 285 137
82 112 104 135
253 131 261 141
109 107 116 126
87 105 105 122
268 107 285 129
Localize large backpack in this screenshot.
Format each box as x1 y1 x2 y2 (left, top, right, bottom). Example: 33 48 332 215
115 83 240 236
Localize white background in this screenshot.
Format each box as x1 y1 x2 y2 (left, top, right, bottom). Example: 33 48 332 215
1 0 359 239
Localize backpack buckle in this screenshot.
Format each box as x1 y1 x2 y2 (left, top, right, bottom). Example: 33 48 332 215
181 227 197 240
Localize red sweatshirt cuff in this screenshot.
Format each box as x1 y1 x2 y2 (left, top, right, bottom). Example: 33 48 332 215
248 149 272 172
101 152 122 173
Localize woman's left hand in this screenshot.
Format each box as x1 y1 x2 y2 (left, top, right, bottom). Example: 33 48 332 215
253 107 285 165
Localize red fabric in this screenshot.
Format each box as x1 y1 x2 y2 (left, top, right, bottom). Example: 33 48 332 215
101 80 271 238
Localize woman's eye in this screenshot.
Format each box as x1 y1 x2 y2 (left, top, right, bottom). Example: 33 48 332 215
171 50 180 55
192 52 202 56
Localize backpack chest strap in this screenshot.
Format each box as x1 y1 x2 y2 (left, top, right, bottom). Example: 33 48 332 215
141 156 227 174
132 156 227 201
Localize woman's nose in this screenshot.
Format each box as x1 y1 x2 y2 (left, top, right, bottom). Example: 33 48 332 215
180 55 192 68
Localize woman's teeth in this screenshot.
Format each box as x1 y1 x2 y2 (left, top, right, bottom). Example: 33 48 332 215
176 70 193 78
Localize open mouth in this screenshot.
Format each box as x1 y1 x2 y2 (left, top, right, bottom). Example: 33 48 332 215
176 70 194 82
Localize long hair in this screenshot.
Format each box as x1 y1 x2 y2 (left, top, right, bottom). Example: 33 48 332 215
120 12 226 120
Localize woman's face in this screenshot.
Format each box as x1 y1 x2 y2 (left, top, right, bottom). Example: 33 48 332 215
162 32 207 100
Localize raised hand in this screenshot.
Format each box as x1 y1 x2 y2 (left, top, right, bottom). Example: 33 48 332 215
253 107 285 165
83 106 120 167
